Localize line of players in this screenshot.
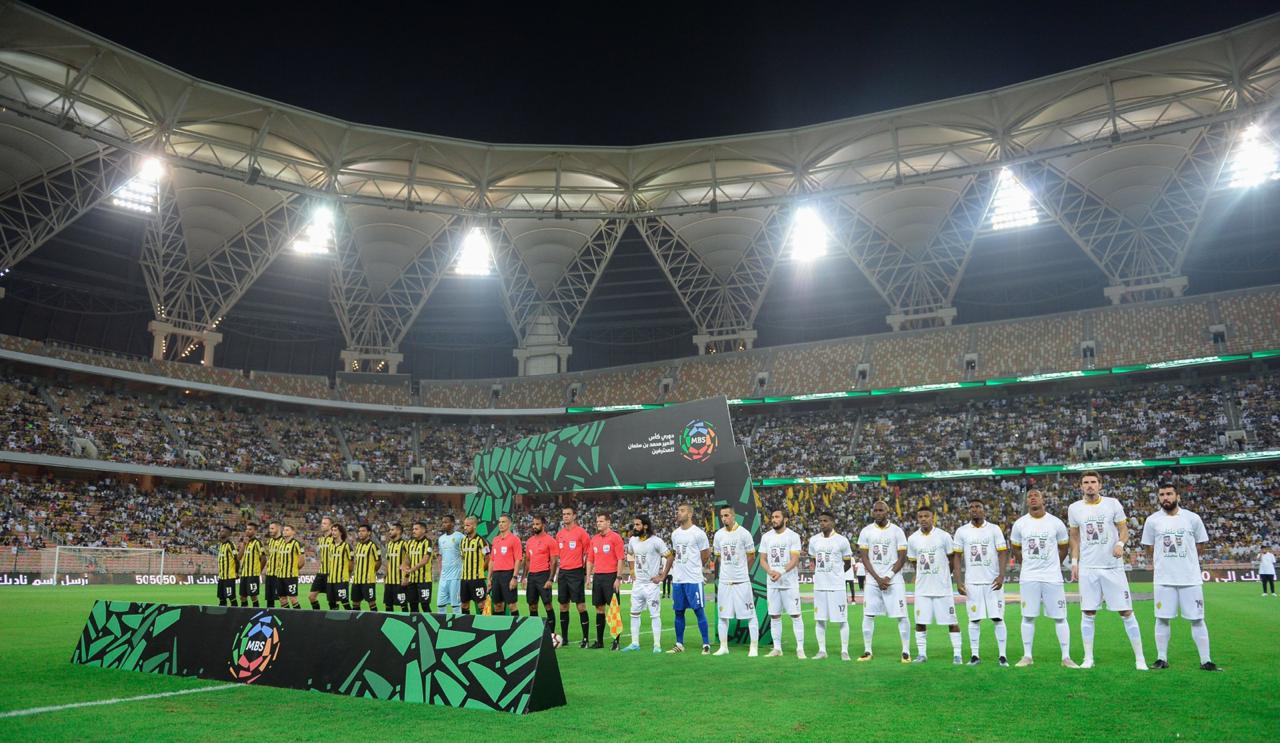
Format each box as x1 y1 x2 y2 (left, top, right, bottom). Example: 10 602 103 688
212 470 1219 670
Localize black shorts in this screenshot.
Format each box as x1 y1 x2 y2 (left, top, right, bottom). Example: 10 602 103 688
384 582 408 608
265 575 279 601
526 571 552 606
592 572 618 607
239 576 260 598
411 582 433 607
558 567 585 605
311 574 328 593
278 577 298 597
352 583 376 604
218 579 237 600
490 570 517 604
327 581 350 604
461 579 487 604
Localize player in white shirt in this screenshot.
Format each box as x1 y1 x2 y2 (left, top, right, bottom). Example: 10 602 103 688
1068 470 1147 670
621 515 669 654
758 509 806 658
1140 480 1220 671
809 511 854 660
1009 490 1076 667
663 503 712 655
712 504 759 656
856 501 912 663
1260 547 1277 597
906 505 963 664
954 500 1010 666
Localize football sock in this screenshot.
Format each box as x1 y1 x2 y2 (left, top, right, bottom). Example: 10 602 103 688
748 614 760 645
718 618 730 647
915 630 928 657
694 607 710 644
771 617 783 650
595 613 605 644
1081 613 1096 660
674 610 687 645
994 620 1008 657
862 615 875 653
839 622 850 654
1054 618 1071 659
815 620 827 652
579 610 590 641
1122 614 1145 663
950 630 962 657
792 615 806 651
1155 617 1172 661
559 610 570 639
898 617 911 655
1190 619 1211 664
968 622 982 657
631 613 642 645
651 613 662 647
1021 617 1036 658
309 599 320 610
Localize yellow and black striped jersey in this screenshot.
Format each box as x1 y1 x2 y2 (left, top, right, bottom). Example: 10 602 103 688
240 538 263 575
330 541 352 583
275 538 303 579
217 541 238 580
264 536 282 577
384 539 407 582
404 538 433 583
460 535 489 581
316 534 335 575
352 540 381 584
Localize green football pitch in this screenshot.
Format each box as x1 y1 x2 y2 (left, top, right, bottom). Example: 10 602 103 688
1 583 1276 742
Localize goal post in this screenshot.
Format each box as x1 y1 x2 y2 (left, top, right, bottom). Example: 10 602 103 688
51 546 166 585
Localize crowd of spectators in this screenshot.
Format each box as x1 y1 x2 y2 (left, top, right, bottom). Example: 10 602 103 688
745 412 857 477
162 397 281 475
50 383 178 466
343 418 417 483
1 374 66 455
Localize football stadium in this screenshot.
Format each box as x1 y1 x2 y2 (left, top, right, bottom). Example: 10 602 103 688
1 3 1279 740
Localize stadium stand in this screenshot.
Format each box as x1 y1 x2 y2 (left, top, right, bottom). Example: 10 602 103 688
575 366 670 406
339 380 413 406
1220 288 1280 354
744 412 857 477
975 314 1083 378
867 327 967 388
162 397 282 476
1091 299 1213 368
251 371 332 399
497 376 568 409
669 354 759 401
342 418 417 483
769 340 862 394
1 374 66 455
419 380 493 409
50 382 179 466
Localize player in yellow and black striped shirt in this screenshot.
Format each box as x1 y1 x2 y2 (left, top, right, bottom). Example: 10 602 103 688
352 524 382 611
216 526 238 606
460 517 490 615
308 516 335 610
383 523 408 612
238 523 263 607
403 522 435 612
264 522 283 608
274 524 303 608
327 523 352 609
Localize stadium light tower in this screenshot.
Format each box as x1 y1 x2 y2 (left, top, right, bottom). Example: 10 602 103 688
455 226 493 275
110 156 164 213
789 204 830 261
1227 124 1279 189
291 205 336 255
989 168 1040 230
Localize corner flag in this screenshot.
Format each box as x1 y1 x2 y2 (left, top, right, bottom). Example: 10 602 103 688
606 595 623 639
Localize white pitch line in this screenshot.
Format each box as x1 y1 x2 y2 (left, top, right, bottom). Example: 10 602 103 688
0 684 241 719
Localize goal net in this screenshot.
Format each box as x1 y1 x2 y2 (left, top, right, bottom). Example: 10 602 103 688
51 546 166 586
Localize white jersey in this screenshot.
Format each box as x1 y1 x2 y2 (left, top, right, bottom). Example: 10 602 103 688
1140 509 1208 586
758 528 802 590
669 525 709 584
627 535 669 583
1262 552 1277 576
857 523 908 585
954 521 1007 585
808 532 853 591
1067 496 1127 570
1010 513 1069 584
713 525 755 583
906 528 957 597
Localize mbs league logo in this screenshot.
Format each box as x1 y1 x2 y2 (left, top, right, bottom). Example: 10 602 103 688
679 419 718 463
230 611 282 684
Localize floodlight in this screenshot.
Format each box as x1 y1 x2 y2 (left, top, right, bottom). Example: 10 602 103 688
789 205 830 261
455 227 493 275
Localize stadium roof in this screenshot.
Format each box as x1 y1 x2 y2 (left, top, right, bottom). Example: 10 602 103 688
0 3 1277 376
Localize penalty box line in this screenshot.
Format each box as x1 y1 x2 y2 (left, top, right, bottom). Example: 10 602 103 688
0 684 242 719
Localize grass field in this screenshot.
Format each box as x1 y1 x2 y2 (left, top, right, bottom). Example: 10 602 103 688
1 583 1276 742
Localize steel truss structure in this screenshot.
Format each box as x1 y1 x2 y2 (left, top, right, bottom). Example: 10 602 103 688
0 3 1276 357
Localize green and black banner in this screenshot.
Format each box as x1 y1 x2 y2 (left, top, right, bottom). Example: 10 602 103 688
467 397 737 536
71 601 565 714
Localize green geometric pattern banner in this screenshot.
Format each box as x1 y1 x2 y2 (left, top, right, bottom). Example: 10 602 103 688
467 397 737 538
72 601 566 714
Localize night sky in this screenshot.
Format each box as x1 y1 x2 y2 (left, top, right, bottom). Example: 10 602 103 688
28 1 1279 145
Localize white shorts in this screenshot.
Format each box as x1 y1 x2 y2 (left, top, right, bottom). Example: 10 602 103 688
1020 581 1066 619
767 585 801 616
813 590 849 623
1154 584 1204 620
913 595 957 626
1079 568 1131 612
717 581 755 621
864 581 907 618
964 583 1005 621
630 581 662 616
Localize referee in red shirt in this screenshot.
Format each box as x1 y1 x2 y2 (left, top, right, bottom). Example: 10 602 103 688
489 514 523 616
587 513 626 650
555 505 592 647
523 514 558 624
